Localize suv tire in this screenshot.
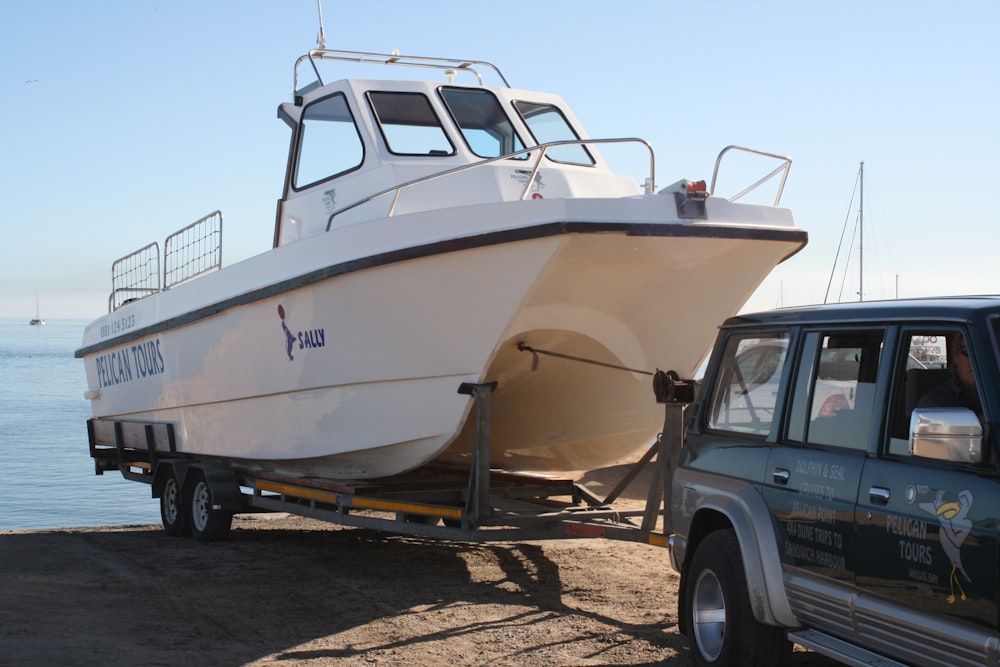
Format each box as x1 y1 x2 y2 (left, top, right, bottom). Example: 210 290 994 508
684 529 790 666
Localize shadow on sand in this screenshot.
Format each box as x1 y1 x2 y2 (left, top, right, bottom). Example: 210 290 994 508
0 521 688 666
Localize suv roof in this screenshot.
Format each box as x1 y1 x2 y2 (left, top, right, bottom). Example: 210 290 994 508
725 295 1000 328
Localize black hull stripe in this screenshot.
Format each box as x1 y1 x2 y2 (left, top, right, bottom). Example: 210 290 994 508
75 221 807 358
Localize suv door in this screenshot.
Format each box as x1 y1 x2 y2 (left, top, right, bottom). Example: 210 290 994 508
763 329 884 622
854 327 999 661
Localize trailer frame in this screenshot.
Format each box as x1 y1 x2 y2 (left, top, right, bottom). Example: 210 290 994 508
86 377 691 546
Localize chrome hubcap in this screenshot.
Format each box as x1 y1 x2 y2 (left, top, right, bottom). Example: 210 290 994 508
691 569 726 661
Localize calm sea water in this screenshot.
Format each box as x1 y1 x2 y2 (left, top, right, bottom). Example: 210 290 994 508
0 318 160 530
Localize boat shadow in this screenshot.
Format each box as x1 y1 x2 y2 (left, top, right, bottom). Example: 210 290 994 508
0 520 688 666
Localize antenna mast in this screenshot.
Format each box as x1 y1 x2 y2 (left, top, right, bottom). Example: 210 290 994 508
316 0 327 49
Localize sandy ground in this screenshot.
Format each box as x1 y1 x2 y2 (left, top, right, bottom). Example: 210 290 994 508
0 465 838 666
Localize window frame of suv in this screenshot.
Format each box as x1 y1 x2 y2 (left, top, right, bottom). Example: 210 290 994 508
702 327 794 441
884 324 993 469
784 327 888 453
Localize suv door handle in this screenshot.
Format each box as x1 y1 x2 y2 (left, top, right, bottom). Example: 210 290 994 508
869 486 891 504
772 468 790 485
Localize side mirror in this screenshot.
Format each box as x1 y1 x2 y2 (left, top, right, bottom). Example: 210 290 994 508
910 408 983 463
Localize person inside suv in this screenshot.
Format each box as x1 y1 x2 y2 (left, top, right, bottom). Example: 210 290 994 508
917 333 982 415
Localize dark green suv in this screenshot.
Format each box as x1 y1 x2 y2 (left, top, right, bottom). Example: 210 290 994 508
668 297 1000 666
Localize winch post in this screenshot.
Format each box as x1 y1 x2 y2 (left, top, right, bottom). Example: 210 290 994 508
651 370 692 535
458 381 498 524
640 435 664 533
638 403 685 533
659 402 685 535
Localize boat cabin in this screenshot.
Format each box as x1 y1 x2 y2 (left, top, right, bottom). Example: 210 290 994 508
273 50 644 246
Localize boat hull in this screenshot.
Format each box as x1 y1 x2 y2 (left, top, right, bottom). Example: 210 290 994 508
79 197 805 479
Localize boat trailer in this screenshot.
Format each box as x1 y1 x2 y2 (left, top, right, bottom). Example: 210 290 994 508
86 373 693 544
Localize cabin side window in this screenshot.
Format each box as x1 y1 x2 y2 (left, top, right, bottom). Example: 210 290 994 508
439 87 526 159
512 101 594 166
367 91 454 156
294 93 365 190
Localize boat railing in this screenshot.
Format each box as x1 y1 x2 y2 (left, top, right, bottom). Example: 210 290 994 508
110 242 160 312
326 137 656 231
708 145 792 206
108 210 223 312
164 210 223 289
294 49 510 98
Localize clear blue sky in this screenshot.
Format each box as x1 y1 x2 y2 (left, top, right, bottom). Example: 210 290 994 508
3 1 998 320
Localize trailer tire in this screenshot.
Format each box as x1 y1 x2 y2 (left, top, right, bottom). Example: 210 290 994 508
187 468 233 542
159 467 190 537
683 529 790 666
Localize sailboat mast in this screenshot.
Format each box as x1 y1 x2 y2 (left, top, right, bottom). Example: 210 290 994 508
858 161 864 302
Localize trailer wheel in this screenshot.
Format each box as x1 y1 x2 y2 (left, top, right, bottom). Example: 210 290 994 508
187 468 232 542
683 529 790 666
159 467 190 537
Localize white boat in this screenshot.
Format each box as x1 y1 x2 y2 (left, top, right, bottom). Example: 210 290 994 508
30 294 45 326
76 48 806 479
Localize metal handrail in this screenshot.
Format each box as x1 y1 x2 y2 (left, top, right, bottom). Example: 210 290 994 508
108 210 224 311
163 210 223 289
110 242 160 312
708 145 792 206
294 49 511 97
326 137 655 231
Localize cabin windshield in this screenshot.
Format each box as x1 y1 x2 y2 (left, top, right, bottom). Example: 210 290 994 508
513 100 594 166
439 87 526 159
367 91 455 156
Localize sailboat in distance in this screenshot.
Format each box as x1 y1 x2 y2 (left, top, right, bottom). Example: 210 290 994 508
825 161 871 303
29 294 45 326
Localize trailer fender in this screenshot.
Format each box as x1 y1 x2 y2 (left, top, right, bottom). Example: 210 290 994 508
183 460 244 513
153 460 244 513
152 459 194 499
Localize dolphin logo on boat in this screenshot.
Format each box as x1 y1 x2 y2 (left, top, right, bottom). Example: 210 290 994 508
278 304 296 361
277 304 327 361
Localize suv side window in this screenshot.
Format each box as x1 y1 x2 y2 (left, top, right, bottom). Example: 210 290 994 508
888 329 982 457
707 332 789 436
788 330 883 450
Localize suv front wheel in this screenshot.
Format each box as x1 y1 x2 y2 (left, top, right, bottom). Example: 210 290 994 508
683 529 791 666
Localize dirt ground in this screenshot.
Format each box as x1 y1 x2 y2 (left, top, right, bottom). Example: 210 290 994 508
0 465 838 666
